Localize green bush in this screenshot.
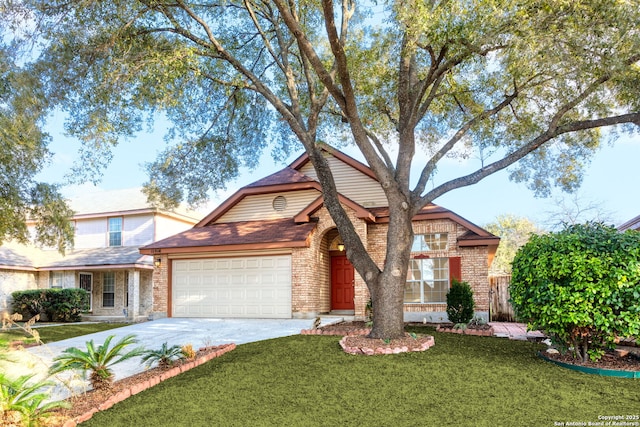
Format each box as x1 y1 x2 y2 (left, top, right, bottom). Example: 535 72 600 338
510 223 640 362
446 279 475 324
45 289 90 322
10 290 48 320
11 289 89 323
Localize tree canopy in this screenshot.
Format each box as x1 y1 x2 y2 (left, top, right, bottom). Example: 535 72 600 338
484 214 542 275
3 0 639 337
0 28 74 252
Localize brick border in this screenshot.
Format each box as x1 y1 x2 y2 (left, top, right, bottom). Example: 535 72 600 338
300 328 371 336
436 325 495 337
62 343 236 426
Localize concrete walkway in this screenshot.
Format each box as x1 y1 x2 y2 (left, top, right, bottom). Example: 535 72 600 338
489 322 546 341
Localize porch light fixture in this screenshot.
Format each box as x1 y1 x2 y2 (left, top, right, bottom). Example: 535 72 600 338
154 258 162 268
337 242 345 252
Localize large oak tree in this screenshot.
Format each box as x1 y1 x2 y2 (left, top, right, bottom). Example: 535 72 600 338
5 0 639 338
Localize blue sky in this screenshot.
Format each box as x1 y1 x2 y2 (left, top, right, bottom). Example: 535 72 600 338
37 118 639 229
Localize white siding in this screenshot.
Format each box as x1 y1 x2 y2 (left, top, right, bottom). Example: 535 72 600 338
155 215 199 241
123 214 155 246
299 154 387 207
74 218 107 248
217 190 321 223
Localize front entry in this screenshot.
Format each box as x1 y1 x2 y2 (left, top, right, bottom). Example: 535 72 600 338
331 255 355 310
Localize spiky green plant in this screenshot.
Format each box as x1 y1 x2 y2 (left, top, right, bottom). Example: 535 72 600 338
141 342 185 369
0 373 69 426
49 334 144 390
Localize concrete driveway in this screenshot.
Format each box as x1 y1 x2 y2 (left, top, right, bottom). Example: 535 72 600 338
24 318 314 400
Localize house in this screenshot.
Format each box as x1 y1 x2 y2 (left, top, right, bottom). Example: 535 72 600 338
0 188 201 321
618 215 640 232
140 146 500 322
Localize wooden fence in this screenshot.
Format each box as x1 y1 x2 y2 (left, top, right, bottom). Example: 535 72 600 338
489 275 516 322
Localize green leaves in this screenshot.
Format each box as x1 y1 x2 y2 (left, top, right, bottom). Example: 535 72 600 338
49 334 144 390
511 223 640 362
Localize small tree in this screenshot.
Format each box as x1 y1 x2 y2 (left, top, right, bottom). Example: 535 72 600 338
141 342 185 370
446 280 475 325
49 334 144 390
510 223 640 362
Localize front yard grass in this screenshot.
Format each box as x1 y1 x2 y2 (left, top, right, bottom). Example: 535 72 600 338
0 323 129 349
82 327 638 427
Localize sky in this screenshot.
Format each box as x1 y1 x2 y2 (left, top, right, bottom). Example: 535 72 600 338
36 117 640 229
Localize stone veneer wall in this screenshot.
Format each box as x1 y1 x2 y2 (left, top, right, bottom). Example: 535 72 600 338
0 270 37 313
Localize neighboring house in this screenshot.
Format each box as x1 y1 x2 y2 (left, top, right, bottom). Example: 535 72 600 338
0 188 201 321
618 215 640 232
140 146 500 322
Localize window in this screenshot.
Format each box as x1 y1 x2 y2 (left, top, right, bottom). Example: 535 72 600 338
108 217 122 246
103 272 115 308
50 272 64 289
404 258 450 303
411 233 448 252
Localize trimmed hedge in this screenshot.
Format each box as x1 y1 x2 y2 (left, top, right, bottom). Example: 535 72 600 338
446 279 475 324
11 288 90 322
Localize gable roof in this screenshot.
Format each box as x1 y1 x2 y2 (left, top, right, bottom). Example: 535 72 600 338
63 187 201 223
143 145 499 254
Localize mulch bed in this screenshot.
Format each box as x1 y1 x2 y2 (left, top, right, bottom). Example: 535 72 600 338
44 344 235 427
542 350 640 372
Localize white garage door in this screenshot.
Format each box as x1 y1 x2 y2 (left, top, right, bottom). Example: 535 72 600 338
172 256 292 318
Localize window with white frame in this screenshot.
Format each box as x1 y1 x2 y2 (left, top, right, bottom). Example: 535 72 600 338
411 233 448 252
103 272 115 308
49 271 64 288
108 217 122 247
404 258 450 303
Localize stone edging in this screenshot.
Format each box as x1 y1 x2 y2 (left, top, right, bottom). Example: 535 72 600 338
300 328 371 336
339 335 436 355
63 343 236 426
436 325 495 337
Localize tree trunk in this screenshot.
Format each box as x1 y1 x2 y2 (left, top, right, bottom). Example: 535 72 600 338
366 202 414 339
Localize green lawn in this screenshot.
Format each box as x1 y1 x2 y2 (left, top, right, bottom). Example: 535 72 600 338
0 323 129 349
82 327 638 427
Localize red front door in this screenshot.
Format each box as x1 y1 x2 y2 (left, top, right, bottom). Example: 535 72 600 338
331 255 355 310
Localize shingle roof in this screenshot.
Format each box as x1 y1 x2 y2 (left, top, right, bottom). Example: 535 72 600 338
67 187 202 221
141 218 317 251
44 247 152 269
245 167 316 188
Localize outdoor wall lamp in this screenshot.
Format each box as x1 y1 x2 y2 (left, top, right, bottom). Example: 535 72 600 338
337 242 345 252
154 258 162 268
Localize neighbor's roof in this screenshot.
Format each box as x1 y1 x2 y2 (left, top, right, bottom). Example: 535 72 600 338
66 187 202 222
618 215 640 232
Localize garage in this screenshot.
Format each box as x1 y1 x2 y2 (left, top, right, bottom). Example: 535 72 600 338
171 255 292 318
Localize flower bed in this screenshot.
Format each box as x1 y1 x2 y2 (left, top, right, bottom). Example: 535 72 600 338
57 344 236 427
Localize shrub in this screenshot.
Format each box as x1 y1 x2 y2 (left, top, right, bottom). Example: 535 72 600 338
141 342 185 369
0 373 69 426
11 289 89 323
45 288 90 322
510 223 640 362
49 334 144 390
10 290 48 321
446 279 475 324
